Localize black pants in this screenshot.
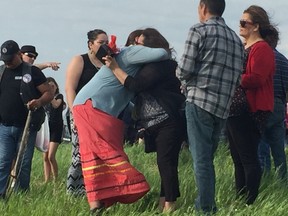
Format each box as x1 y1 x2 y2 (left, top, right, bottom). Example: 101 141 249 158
146 118 183 201
226 113 262 205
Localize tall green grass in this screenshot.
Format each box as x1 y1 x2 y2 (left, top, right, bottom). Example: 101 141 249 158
1 142 287 215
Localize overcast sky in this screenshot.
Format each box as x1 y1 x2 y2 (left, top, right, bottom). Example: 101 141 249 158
1 0 288 95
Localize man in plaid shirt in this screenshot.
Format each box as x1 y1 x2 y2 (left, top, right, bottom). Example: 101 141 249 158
176 0 244 213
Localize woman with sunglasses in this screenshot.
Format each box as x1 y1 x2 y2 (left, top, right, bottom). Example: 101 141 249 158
227 5 279 205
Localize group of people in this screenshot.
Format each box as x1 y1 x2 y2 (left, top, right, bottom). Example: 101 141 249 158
19 45 65 183
0 40 54 199
65 27 183 213
0 0 287 215
0 40 64 200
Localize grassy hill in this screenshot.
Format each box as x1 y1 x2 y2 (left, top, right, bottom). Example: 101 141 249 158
0 141 287 215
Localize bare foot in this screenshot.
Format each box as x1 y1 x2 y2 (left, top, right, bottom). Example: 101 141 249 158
89 200 103 210
90 200 105 215
163 201 176 213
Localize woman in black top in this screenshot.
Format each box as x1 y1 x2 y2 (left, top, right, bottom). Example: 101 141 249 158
43 77 64 182
65 29 108 196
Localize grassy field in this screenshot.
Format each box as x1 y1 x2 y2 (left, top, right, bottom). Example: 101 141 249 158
0 141 287 216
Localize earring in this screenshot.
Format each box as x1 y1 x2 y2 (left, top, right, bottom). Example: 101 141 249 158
90 49 94 55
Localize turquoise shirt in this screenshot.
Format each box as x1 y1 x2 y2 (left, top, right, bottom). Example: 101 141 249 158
73 45 168 117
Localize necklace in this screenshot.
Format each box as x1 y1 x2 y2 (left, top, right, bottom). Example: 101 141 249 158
88 53 102 70
92 63 100 70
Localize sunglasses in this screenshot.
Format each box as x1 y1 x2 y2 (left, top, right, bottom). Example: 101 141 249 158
24 52 37 59
240 20 254 28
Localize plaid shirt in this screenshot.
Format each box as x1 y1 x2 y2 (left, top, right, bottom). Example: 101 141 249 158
177 17 244 119
273 49 288 102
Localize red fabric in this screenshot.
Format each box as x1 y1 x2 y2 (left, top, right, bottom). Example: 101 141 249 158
73 100 150 207
108 35 119 53
241 41 275 112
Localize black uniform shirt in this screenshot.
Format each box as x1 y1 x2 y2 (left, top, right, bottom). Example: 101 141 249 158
0 63 46 126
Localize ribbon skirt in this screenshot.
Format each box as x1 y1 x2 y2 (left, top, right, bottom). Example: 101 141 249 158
73 100 150 207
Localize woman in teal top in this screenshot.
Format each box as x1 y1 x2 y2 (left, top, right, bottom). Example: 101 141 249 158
73 44 169 117
72 29 171 214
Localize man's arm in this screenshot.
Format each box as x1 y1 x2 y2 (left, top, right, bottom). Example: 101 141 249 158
35 62 60 71
27 82 53 111
176 28 200 82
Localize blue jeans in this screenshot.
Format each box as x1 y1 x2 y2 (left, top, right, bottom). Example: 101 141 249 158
258 98 287 179
0 124 37 196
185 102 225 213
258 141 272 171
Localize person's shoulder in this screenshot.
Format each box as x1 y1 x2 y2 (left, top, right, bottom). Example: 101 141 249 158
119 45 154 58
123 45 146 52
191 17 222 30
20 62 42 75
275 50 288 65
31 64 42 72
189 22 212 39
251 41 273 53
80 53 88 59
69 54 85 64
254 40 270 48
189 22 204 32
153 59 177 66
275 49 287 59
29 65 46 79
167 59 177 67
145 59 177 71
25 63 46 81
162 59 177 70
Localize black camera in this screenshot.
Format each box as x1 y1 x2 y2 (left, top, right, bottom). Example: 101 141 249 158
96 44 115 64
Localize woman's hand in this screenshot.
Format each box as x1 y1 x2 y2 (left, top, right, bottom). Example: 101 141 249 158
103 55 128 85
103 56 119 71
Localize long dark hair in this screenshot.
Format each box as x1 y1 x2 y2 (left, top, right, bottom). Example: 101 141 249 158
141 28 172 56
244 5 279 48
125 29 143 46
47 77 59 95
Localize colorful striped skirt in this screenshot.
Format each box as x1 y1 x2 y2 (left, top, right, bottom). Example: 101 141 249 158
73 100 150 207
